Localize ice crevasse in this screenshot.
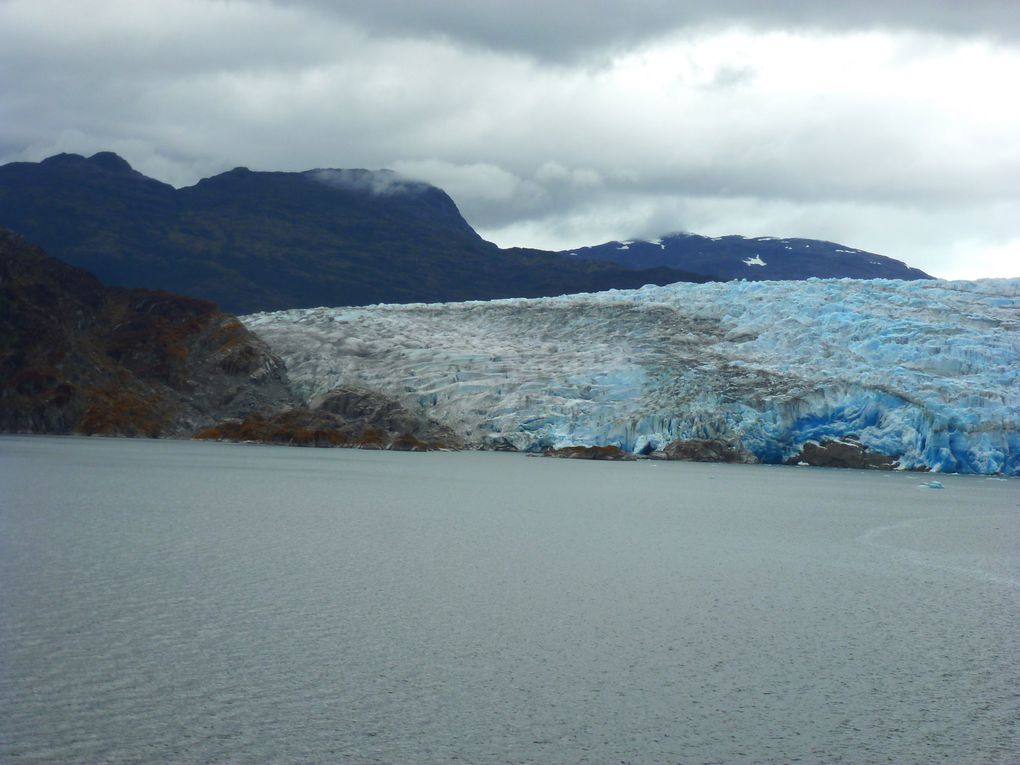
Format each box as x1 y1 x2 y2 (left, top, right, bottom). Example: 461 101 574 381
243 278 1020 475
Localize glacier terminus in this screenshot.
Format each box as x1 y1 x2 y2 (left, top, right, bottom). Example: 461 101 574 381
244 278 1020 475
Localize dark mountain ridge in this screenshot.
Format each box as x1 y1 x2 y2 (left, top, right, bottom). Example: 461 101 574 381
0 153 931 315
0 153 711 314
559 232 932 281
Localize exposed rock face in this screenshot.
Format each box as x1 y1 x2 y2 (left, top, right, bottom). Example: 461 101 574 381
543 445 635 460
0 229 293 437
662 439 758 464
787 437 899 469
314 386 460 445
196 387 462 450
1 230 470 450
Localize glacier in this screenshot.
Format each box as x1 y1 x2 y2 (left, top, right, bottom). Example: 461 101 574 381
243 278 1020 475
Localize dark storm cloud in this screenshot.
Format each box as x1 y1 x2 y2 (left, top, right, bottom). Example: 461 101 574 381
284 0 1020 59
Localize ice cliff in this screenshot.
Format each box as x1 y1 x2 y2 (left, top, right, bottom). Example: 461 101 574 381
243 278 1020 475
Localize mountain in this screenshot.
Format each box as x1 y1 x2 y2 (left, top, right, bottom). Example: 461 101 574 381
244 277 1020 475
0 153 709 314
0 228 292 436
558 232 933 280
0 152 934 314
0 229 458 448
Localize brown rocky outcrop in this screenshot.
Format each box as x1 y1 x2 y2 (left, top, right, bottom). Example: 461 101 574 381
0 228 293 437
195 387 462 451
661 438 758 463
1 229 464 450
786 437 899 469
543 444 635 460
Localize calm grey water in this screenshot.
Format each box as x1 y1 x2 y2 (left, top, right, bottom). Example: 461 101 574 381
1 436 1018 764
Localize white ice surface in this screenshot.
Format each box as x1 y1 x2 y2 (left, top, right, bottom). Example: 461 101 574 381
243 278 1020 474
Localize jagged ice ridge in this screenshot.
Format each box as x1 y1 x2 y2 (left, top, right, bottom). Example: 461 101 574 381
244 278 1020 475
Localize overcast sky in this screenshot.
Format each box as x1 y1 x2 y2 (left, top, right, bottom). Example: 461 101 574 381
2 0 1018 278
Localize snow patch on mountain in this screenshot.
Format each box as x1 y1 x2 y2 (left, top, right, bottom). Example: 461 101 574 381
243 278 1020 474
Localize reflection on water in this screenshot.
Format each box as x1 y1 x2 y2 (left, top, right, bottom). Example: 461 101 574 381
2 436 1018 764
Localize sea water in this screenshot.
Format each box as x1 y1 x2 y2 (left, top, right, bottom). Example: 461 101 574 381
1 436 1017 764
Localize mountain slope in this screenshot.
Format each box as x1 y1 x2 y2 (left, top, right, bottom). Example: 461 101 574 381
0 229 465 448
0 228 293 436
0 153 710 313
245 277 1020 475
559 232 933 280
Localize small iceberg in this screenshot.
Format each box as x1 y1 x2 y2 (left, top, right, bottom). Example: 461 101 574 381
919 480 946 490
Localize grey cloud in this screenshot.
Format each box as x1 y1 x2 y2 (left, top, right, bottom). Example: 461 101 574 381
311 169 430 195
282 0 1020 60
0 1 344 77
